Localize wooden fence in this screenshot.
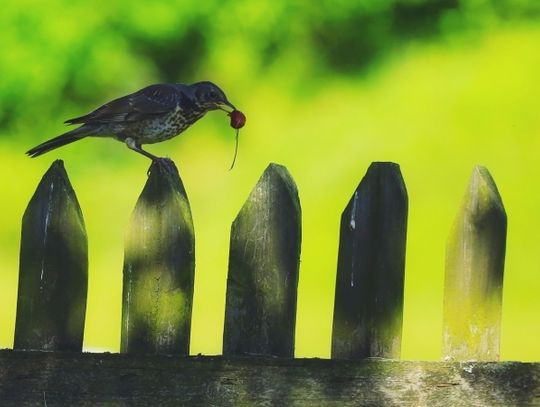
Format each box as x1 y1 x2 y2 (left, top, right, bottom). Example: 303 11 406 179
0 159 538 406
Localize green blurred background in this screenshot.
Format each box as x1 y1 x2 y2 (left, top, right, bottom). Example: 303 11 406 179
1 0 539 361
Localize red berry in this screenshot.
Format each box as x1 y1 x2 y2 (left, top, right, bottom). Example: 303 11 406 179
229 110 246 129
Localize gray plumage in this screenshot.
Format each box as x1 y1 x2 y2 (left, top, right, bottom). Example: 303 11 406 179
27 81 236 160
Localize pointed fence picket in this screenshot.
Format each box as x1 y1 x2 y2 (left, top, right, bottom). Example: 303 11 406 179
223 163 301 357
14 160 87 352
443 165 507 361
1 159 535 406
121 160 195 355
332 162 408 359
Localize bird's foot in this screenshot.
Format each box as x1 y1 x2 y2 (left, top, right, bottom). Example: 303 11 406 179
147 157 178 176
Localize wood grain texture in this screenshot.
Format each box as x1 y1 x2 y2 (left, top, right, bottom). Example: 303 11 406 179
14 160 87 352
121 160 195 355
0 350 538 406
443 166 507 361
332 162 408 359
223 163 301 357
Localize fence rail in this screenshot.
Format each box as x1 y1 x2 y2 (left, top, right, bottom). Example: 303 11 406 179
1 350 539 406
1 159 536 405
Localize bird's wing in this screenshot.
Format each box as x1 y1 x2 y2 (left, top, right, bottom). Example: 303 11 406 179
65 84 181 125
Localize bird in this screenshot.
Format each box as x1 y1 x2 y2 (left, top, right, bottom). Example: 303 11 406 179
26 81 237 161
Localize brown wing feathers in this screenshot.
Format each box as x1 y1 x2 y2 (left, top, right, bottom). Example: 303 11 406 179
64 84 179 125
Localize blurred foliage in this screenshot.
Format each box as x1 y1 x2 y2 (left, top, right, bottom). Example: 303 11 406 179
0 0 539 361
1 0 539 137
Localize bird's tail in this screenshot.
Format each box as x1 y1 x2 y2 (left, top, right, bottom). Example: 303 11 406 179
26 126 94 158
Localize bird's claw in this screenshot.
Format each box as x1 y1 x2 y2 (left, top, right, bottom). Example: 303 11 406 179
147 157 178 176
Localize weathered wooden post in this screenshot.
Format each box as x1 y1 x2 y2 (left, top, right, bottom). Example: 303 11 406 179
223 163 301 357
332 162 408 359
14 160 88 351
121 160 195 355
443 166 507 361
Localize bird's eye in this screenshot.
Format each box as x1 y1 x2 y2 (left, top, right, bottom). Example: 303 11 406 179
209 90 218 99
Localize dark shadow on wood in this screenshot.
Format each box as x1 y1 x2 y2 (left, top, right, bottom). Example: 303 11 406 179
332 162 408 359
14 160 87 352
443 166 507 361
0 351 538 406
223 163 301 357
121 159 195 355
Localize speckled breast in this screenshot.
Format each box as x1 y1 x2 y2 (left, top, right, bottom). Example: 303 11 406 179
129 106 205 145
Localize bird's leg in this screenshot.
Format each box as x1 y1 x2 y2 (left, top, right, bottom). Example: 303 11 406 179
125 137 160 161
125 137 177 176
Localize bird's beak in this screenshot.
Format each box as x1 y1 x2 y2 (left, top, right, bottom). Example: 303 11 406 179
218 100 236 113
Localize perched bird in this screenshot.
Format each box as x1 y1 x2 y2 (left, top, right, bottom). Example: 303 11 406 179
26 81 238 161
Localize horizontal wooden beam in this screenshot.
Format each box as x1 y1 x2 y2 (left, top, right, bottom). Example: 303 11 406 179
0 350 538 406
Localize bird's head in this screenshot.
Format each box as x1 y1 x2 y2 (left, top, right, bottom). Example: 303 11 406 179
190 81 236 113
